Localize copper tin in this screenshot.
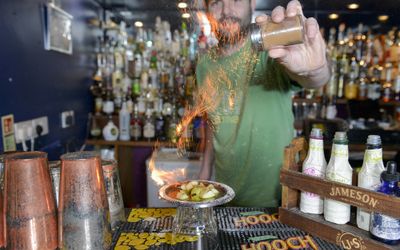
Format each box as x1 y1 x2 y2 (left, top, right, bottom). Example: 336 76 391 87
4 151 57 250
0 190 4 248
48 161 61 207
59 151 111 249
102 160 125 229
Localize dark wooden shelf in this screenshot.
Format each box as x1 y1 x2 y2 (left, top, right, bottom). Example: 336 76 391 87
293 98 400 106
86 139 173 148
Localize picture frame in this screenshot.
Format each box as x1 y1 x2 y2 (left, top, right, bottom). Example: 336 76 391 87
43 3 73 55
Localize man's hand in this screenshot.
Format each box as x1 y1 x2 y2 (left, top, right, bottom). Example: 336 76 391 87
256 0 330 88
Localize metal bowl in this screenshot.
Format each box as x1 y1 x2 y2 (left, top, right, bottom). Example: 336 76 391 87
159 180 235 208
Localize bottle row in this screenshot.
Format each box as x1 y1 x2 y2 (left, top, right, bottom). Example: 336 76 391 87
295 23 400 102
300 129 400 245
90 18 200 119
90 105 205 144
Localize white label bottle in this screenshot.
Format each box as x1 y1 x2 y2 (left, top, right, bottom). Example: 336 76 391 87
357 135 385 231
300 128 327 214
143 110 155 141
119 101 131 141
324 131 353 224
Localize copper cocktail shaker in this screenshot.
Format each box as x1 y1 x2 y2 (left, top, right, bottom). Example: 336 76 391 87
102 160 125 229
4 151 58 250
58 151 112 249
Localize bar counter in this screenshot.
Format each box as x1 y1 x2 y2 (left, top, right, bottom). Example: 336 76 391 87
111 207 340 249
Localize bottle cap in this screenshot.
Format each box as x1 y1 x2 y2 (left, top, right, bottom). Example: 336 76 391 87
366 135 381 145
334 131 347 141
249 23 263 51
310 128 323 139
381 161 400 182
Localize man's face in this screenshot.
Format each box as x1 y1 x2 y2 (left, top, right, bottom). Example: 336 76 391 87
207 0 254 45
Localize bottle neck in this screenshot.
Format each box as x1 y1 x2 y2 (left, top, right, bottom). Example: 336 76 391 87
331 142 349 158
366 143 382 150
309 138 324 152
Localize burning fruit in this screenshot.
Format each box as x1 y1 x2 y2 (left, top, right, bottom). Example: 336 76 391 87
177 181 220 202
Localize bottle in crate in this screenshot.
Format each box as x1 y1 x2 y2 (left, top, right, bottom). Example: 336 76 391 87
370 161 400 245
324 131 353 224
300 128 327 214
356 135 385 231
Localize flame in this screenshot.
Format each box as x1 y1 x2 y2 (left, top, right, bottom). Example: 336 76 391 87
175 75 222 154
148 141 187 186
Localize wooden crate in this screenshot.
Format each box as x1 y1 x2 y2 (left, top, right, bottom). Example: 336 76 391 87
279 137 400 250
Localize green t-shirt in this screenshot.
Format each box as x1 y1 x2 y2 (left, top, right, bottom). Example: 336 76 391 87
196 39 299 207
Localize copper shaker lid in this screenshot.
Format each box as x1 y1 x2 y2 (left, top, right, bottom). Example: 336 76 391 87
61 151 99 161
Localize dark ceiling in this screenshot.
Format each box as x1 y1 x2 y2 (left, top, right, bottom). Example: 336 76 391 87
95 0 400 33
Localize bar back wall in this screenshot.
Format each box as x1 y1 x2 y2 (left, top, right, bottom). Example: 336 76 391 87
0 0 101 159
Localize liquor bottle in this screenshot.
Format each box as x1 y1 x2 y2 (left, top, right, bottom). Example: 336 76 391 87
337 53 348 98
344 72 358 100
358 71 368 100
89 113 101 139
324 132 353 224
131 77 141 100
103 118 119 141
382 63 394 102
356 135 385 231
167 106 178 143
394 63 400 101
143 110 155 141
300 128 327 214
130 105 142 141
119 100 130 141
368 57 382 101
370 161 400 245
155 112 166 141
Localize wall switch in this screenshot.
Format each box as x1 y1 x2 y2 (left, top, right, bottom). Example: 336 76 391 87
61 110 75 128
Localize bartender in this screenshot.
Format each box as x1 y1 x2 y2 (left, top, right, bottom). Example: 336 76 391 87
196 0 331 207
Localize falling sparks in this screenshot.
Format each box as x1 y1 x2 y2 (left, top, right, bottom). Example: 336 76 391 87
172 0 259 156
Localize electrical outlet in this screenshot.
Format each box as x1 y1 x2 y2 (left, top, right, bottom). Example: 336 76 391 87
14 120 32 144
32 116 49 137
14 116 49 144
61 110 75 128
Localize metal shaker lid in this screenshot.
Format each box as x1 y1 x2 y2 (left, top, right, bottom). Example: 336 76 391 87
249 23 263 51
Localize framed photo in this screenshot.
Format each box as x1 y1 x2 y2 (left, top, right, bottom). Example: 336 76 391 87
43 3 73 54
1 114 16 152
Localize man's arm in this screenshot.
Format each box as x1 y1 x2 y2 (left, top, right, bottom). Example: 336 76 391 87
285 58 331 89
199 118 214 180
256 0 331 90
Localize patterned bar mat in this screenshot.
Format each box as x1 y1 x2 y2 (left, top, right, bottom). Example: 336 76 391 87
121 207 295 233
217 229 342 250
214 207 294 231
112 228 341 250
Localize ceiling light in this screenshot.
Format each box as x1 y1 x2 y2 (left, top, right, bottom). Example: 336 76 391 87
347 3 359 10
182 13 191 19
178 2 188 9
328 13 339 20
378 15 389 22
134 21 143 27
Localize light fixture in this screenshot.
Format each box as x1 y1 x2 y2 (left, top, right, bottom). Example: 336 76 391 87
182 13 191 19
347 3 359 10
328 13 339 20
134 21 143 27
178 2 188 9
378 15 389 22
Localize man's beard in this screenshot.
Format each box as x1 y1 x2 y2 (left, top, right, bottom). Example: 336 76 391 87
215 15 251 47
